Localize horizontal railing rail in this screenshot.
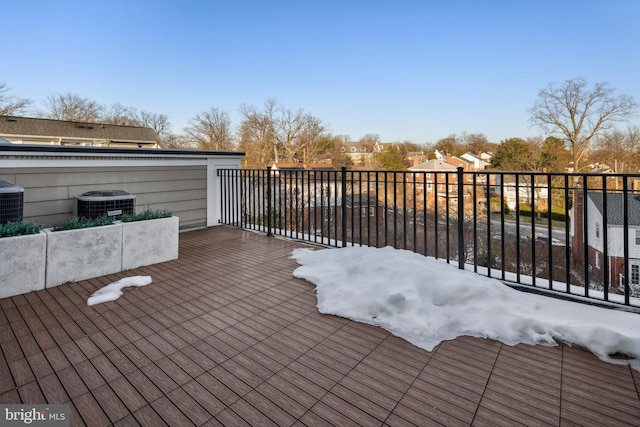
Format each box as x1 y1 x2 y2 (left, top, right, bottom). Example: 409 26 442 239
218 167 640 309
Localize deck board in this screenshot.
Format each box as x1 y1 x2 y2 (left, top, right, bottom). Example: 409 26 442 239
1 225 639 426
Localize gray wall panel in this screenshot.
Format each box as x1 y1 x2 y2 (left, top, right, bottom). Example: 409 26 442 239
6 165 208 228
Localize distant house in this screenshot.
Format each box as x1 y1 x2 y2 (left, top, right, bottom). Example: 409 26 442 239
341 141 384 165
479 152 493 163
433 149 445 161
445 155 474 171
461 152 489 170
572 190 640 291
0 116 163 148
270 162 306 175
432 150 490 171
405 151 426 167
410 159 458 172
495 175 549 211
409 159 460 201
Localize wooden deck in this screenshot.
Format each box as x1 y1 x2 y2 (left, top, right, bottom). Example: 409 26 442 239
1 226 639 426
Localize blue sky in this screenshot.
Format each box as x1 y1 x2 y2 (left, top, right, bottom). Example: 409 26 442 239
4 0 639 144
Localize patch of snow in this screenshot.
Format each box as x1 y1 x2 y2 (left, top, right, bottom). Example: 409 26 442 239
87 276 152 306
292 246 640 371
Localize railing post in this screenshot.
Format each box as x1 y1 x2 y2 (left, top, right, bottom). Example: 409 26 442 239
341 166 347 247
623 175 630 305
457 167 465 270
266 166 273 237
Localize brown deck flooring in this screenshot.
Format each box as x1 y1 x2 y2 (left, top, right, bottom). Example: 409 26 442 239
1 226 639 426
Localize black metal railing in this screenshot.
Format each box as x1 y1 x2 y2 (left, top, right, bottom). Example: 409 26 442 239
218 167 640 309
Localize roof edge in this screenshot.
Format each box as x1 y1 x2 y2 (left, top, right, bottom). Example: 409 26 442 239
0 143 244 157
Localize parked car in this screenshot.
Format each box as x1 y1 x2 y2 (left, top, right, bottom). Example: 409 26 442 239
526 234 564 246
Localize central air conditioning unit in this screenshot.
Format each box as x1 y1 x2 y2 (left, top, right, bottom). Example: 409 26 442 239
0 180 24 224
74 190 136 220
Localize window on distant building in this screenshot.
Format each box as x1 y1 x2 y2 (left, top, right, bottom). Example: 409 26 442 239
595 223 600 239
426 173 431 179
636 230 640 245
632 264 640 285
595 252 600 269
361 207 367 217
350 147 356 152
340 147 345 152
426 182 433 193
361 147 367 152
369 207 375 216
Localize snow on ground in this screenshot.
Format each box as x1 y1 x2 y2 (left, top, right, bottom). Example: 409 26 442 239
87 276 153 306
292 246 640 371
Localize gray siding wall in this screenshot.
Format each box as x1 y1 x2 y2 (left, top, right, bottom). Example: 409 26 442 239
0 166 207 229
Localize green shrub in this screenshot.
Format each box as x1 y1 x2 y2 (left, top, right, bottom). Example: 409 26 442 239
52 216 114 231
120 209 172 223
0 221 43 238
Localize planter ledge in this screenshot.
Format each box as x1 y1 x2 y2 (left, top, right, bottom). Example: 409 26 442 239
0 231 47 298
121 216 179 270
45 223 123 288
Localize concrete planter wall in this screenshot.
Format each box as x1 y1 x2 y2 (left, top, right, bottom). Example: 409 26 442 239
3 217 180 294
45 224 123 288
0 232 47 298
122 216 179 270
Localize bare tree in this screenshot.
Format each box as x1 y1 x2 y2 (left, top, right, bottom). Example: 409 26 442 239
102 103 139 126
0 83 32 116
93 103 171 145
461 132 490 155
434 134 464 156
240 99 282 164
282 108 326 163
163 132 195 149
184 107 234 150
137 111 170 139
591 126 640 173
357 134 381 152
238 99 325 167
41 93 102 122
529 77 637 172
238 104 275 167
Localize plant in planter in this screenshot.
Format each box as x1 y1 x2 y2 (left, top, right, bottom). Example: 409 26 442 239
121 209 172 222
0 221 43 237
52 216 114 231
120 210 179 270
45 216 123 288
0 221 46 298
